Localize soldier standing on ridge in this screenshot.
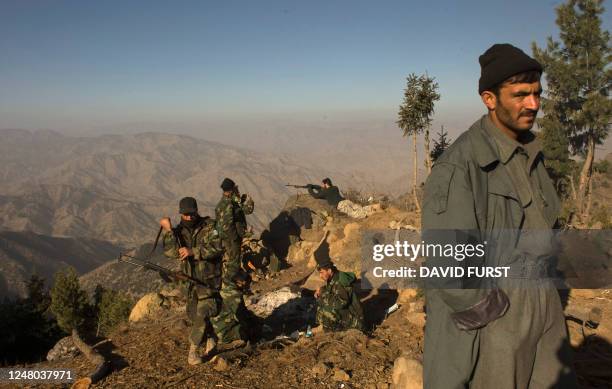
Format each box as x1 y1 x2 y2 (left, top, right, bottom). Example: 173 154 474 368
211 178 255 345
313 257 365 333
160 196 223 365
421 43 577 388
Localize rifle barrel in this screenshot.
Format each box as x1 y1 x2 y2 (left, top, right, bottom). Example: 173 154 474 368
118 253 206 286
119 253 165 270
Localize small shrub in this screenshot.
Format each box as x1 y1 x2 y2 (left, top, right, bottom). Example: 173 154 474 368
93 286 133 336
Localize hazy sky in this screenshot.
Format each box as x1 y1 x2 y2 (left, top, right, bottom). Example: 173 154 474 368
0 0 609 136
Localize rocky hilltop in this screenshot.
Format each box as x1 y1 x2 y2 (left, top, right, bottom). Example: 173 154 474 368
22 201 612 388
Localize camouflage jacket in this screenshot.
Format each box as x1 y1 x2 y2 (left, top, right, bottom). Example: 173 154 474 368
162 216 224 296
317 271 365 331
215 193 254 245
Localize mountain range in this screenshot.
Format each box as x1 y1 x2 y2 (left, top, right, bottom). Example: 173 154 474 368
0 129 366 245
0 128 371 297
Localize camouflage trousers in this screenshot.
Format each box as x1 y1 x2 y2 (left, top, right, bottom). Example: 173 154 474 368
187 291 220 346
337 200 378 219
316 304 362 332
211 257 244 343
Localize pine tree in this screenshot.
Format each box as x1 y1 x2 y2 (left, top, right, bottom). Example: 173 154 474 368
397 73 441 211
50 269 110 385
430 125 452 163
50 267 88 333
533 0 611 222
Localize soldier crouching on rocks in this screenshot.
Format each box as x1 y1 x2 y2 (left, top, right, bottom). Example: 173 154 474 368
313 257 365 333
160 196 224 365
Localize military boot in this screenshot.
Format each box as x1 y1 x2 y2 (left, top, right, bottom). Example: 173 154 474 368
187 343 202 365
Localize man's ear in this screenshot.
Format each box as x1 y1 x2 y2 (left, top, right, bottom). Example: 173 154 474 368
481 91 497 111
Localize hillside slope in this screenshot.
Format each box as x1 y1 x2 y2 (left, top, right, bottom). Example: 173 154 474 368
0 230 122 298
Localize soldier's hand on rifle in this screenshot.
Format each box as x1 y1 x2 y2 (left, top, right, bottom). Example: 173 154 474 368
314 286 322 299
178 247 193 260
160 217 172 232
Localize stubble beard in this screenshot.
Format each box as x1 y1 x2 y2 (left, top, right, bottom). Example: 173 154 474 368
496 100 536 133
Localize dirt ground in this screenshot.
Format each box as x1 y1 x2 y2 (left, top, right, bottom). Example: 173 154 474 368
17 267 421 389
13 278 612 389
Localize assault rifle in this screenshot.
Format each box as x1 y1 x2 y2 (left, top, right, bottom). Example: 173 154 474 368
117 252 207 286
286 183 316 189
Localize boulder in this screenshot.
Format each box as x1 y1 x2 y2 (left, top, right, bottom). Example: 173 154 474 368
391 355 423 389
343 223 362 239
287 241 318 266
333 368 350 381
129 293 165 322
405 312 426 330
329 222 361 258
397 289 418 303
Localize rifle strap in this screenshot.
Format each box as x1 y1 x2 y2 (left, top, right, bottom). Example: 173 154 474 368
146 226 164 258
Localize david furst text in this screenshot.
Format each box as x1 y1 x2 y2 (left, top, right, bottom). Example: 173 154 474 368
371 266 511 279
369 240 509 279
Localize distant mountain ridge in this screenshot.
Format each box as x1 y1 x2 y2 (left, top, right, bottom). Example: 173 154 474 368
0 129 361 245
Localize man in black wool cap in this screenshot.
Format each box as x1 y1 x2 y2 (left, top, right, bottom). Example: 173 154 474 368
420 44 577 388
313 256 364 333
210 177 255 345
159 197 224 365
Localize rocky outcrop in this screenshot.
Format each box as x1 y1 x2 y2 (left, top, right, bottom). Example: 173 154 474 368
129 293 165 322
391 355 423 389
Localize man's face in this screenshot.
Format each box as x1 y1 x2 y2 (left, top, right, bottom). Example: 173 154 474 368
322 182 329 189
489 81 541 133
181 213 197 221
318 268 333 282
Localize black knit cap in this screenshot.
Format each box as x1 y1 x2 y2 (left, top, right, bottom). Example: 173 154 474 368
179 197 198 214
316 257 334 270
478 43 543 94
220 177 236 191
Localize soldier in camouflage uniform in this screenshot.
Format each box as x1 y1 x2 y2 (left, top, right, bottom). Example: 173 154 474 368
160 197 224 365
314 257 365 332
242 235 281 277
211 178 255 344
